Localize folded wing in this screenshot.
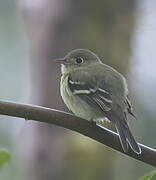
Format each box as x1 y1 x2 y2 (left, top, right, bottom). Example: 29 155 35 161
68 73 112 112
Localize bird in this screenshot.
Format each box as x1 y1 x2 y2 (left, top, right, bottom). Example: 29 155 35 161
54 49 141 154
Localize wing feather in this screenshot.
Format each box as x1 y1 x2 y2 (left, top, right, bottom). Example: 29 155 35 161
68 75 112 112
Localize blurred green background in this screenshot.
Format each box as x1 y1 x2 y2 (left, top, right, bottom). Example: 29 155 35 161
0 0 156 179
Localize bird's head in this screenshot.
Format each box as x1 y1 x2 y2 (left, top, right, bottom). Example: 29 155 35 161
53 49 102 74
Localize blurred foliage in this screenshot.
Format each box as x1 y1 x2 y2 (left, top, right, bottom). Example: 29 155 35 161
63 134 116 180
74 0 135 74
139 171 156 180
0 0 29 179
0 149 11 169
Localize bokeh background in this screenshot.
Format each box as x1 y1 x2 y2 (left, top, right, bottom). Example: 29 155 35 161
0 0 156 179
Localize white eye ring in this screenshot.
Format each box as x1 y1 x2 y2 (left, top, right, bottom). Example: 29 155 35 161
75 57 84 64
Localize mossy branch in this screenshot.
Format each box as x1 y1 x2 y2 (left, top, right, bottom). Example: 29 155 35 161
0 100 155 167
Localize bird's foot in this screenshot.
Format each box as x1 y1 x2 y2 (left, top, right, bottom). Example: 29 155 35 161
90 119 97 126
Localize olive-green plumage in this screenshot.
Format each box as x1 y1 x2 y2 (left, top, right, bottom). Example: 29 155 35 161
55 49 141 154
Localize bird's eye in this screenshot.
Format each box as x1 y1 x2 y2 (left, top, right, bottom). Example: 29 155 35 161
75 57 84 64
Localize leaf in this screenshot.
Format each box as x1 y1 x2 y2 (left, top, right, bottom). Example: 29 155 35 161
0 149 11 169
139 171 156 180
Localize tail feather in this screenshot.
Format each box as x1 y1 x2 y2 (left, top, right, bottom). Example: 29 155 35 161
115 121 129 152
115 120 141 154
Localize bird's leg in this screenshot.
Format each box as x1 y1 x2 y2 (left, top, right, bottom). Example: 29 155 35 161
90 119 97 126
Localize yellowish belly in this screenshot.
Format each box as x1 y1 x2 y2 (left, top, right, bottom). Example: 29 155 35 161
60 75 104 121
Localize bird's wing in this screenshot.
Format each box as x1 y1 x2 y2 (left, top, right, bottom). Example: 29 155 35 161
68 71 112 112
126 96 136 118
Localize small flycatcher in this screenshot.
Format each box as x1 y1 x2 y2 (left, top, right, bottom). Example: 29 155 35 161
54 49 141 154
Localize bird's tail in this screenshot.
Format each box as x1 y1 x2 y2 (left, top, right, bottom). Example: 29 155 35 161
115 120 141 154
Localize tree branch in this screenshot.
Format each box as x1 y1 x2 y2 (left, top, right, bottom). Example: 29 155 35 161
0 100 155 167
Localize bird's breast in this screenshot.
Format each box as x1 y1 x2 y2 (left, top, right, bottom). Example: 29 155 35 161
60 74 75 111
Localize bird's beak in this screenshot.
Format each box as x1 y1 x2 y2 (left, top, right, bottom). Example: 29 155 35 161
52 58 66 64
